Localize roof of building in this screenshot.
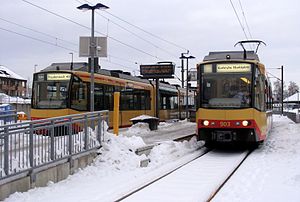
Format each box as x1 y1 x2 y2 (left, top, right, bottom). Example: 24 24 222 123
0 65 26 81
284 93 300 102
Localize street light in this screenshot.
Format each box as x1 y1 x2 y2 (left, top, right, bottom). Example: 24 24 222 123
77 3 109 112
34 64 38 73
267 65 284 115
296 90 300 116
69 52 73 70
179 55 195 119
281 65 284 115
180 50 189 88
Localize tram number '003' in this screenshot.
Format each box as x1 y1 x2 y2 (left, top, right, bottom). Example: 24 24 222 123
220 121 230 127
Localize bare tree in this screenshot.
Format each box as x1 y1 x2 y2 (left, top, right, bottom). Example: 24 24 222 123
288 81 299 96
273 80 288 101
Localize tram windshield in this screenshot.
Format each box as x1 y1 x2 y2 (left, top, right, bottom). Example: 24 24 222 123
201 63 252 109
32 73 71 109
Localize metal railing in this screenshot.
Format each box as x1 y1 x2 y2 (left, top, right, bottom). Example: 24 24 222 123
0 110 109 179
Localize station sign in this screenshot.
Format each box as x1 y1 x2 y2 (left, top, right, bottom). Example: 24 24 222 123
217 63 251 72
140 63 175 78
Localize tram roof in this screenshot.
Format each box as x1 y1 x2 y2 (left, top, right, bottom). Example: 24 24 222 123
203 51 260 62
42 62 150 84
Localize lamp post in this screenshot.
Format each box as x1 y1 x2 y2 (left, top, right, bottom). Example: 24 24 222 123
180 51 189 88
281 65 284 115
267 66 284 115
179 55 195 119
34 64 38 73
69 52 73 70
77 3 109 112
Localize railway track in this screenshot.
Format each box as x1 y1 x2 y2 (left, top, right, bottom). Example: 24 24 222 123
115 148 253 202
116 146 210 201
207 149 253 201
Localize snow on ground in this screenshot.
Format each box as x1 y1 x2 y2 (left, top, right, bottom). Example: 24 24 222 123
0 93 30 104
4 116 300 202
4 120 202 202
213 115 300 202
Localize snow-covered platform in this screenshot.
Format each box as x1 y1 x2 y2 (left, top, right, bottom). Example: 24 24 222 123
118 119 196 146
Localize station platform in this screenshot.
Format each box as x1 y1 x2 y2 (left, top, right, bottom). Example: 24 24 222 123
118 120 197 146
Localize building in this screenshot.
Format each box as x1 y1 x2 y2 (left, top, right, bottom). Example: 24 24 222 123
283 92 300 109
0 65 27 97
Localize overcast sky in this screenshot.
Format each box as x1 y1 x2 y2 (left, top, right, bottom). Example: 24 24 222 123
0 0 299 87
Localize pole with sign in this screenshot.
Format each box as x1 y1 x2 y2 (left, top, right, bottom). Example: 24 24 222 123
140 62 175 119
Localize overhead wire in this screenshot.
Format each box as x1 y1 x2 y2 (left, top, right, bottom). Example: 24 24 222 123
0 16 141 66
16 0 195 74
108 55 140 65
229 0 249 40
75 0 179 58
237 0 255 49
0 26 141 71
21 0 162 60
0 26 77 52
98 14 178 58
104 10 189 52
238 0 253 39
102 59 138 72
0 17 77 47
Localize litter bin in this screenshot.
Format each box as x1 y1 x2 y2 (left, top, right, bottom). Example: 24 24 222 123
130 115 159 131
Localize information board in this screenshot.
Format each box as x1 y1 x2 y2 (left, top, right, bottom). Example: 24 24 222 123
140 63 175 78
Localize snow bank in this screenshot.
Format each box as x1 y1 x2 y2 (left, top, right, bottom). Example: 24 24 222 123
5 121 201 202
148 137 200 168
0 93 30 104
213 115 300 202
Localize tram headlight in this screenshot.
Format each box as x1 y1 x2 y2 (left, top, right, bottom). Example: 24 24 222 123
203 120 209 126
242 120 249 126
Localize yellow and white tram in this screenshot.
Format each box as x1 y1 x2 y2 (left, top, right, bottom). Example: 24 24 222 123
196 41 272 147
31 63 195 128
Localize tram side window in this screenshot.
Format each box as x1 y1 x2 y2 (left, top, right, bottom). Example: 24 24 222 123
94 85 104 111
71 79 88 111
269 86 273 110
105 85 114 110
133 90 149 110
265 81 271 110
94 84 114 111
120 88 134 110
171 96 178 109
120 88 151 110
172 96 178 109
140 90 151 110
160 93 177 110
266 84 273 110
254 69 265 111
161 96 168 110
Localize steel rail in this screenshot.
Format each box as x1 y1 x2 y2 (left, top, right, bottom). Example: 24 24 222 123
115 146 210 201
206 149 253 201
